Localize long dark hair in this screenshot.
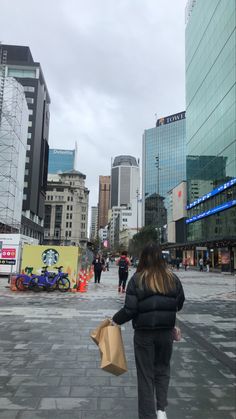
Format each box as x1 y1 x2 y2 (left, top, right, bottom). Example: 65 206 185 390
136 242 175 294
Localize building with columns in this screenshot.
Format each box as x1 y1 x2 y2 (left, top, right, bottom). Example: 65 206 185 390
44 170 89 246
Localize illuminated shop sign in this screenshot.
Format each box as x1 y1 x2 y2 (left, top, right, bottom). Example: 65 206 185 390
186 200 236 224
156 111 185 127
186 178 236 210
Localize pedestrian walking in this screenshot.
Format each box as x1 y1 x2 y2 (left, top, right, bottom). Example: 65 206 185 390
175 257 180 271
206 258 210 272
199 257 204 272
105 256 110 271
112 242 185 419
116 251 131 293
183 258 188 271
92 254 105 284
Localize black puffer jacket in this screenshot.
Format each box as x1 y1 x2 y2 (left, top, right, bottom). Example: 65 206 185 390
113 273 185 329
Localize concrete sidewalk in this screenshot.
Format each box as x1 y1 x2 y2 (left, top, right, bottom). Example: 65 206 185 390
0 267 235 418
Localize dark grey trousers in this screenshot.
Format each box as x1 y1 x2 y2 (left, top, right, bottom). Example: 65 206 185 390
134 329 173 419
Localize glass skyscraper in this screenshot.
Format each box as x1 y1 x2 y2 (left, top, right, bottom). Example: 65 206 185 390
142 112 186 238
185 0 236 269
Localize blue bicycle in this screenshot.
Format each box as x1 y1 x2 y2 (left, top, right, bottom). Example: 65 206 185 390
16 266 70 292
15 266 36 291
29 265 70 292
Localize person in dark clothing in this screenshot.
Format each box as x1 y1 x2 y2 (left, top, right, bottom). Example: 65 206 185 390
116 251 131 293
92 254 105 284
175 257 180 270
112 242 185 419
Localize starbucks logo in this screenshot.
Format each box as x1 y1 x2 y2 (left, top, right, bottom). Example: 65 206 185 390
42 249 59 266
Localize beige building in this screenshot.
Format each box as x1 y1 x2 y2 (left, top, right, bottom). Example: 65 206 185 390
44 170 89 246
119 228 137 250
98 175 110 231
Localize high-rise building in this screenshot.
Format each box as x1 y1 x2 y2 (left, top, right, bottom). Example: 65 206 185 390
48 146 77 174
44 170 89 246
90 206 98 241
0 77 28 232
111 155 140 208
1 44 50 242
98 176 110 230
185 0 236 269
142 111 186 240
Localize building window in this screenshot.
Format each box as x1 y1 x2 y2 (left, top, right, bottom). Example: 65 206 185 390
54 205 62 229
67 205 70 210
70 214 72 219
8 68 37 78
23 194 27 200
67 197 70 201
66 222 68 228
68 231 71 237
66 213 69 219
27 133 32 139
24 86 35 92
26 97 34 104
70 205 73 211
69 222 72 228
44 205 51 229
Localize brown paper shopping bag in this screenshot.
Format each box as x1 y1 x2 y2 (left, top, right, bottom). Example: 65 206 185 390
90 318 111 345
90 320 128 376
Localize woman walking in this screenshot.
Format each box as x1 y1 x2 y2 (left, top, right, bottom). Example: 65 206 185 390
92 254 105 284
116 251 131 293
112 242 185 419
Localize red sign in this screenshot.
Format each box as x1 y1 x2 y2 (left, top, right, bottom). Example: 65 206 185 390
1 248 16 259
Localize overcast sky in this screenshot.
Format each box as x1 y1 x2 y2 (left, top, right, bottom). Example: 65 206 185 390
2 0 186 217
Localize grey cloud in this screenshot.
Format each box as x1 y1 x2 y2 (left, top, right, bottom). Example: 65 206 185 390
2 0 186 208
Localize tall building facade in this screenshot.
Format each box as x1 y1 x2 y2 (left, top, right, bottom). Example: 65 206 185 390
111 155 140 208
0 77 28 232
2 44 50 242
48 146 77 174
44 170 89 246
185 0 236 269
97 175 110 230
90 206 98 241
142 111 186 239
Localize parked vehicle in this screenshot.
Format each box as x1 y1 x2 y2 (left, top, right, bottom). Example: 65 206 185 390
16 266 70 292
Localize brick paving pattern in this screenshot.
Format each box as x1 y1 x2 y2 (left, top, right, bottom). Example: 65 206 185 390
0 267 235 418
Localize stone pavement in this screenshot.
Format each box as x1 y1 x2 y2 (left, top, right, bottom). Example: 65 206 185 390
0 266 235 419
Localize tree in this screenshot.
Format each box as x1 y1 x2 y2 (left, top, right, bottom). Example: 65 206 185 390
128 226 157 257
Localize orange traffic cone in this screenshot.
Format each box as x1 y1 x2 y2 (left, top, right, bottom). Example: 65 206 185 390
10 276 17 291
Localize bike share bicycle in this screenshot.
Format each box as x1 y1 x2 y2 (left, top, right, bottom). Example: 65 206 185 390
16 266 70 292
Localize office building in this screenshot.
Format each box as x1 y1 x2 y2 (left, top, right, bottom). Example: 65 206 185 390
90 206 98 241
48 146 77 174
185 0 236 270
142 111 186 240
0 76 28 232
1 44 50 242
111 155 140 208
98 175 110 230
44 170 89 246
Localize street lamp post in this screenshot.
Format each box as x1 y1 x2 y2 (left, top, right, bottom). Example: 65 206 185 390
136 188 139 234
155 155 160 243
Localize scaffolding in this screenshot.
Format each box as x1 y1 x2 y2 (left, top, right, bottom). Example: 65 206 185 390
0 46 28 233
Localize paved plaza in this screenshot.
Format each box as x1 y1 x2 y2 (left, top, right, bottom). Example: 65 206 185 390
0 266 235 419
